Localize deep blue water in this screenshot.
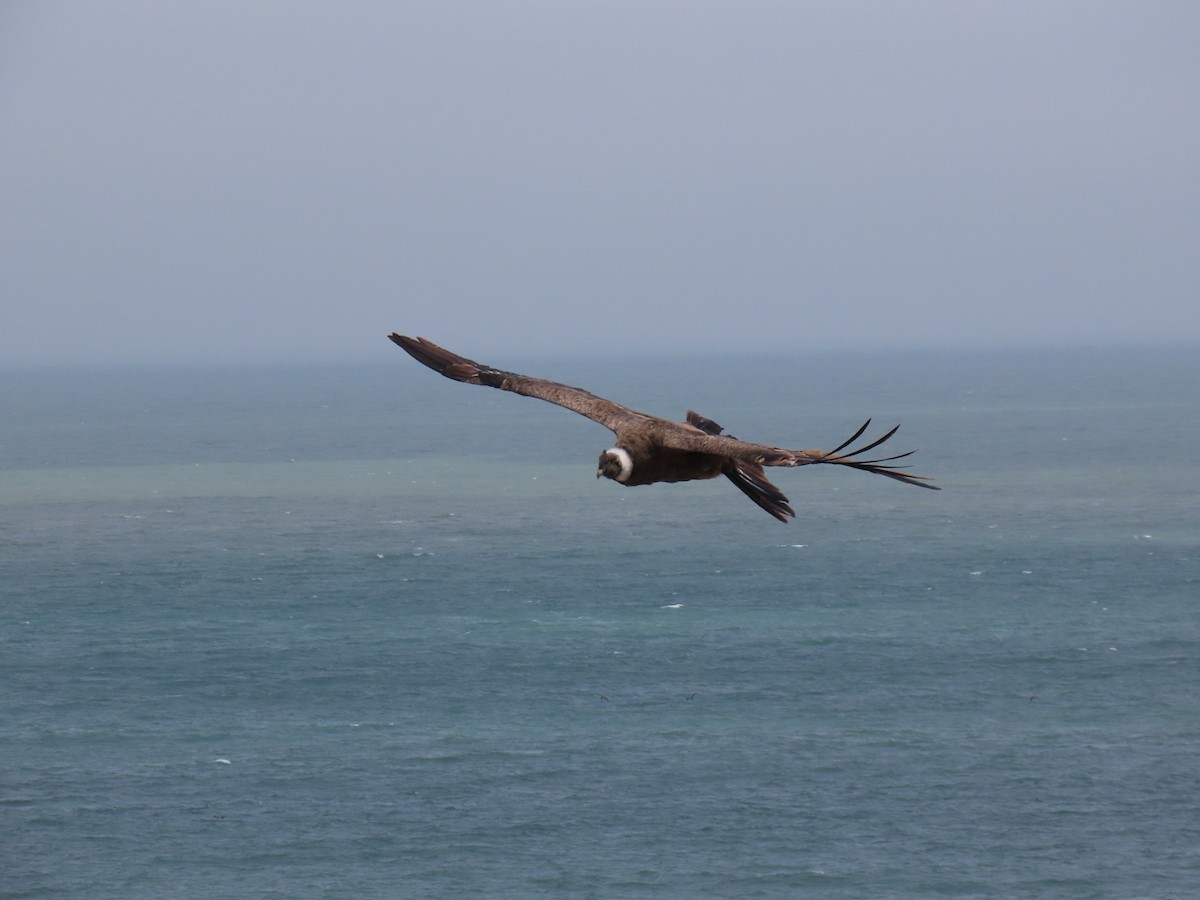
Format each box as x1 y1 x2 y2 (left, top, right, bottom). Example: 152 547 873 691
3 346 1198 897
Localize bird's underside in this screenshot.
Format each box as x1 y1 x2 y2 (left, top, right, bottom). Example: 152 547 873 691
389 334 939 522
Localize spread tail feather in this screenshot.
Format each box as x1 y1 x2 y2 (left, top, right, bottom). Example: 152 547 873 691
724 460 796 522
687 410 795 522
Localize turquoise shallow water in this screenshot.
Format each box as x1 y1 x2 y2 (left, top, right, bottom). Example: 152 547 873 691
2 346 1198 897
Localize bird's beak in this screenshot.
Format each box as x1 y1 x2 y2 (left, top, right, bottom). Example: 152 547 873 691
596 470 602 479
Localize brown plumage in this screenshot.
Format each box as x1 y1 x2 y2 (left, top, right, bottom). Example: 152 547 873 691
389 334 939 522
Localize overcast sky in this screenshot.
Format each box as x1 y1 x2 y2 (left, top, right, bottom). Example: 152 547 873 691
2 1 1197 366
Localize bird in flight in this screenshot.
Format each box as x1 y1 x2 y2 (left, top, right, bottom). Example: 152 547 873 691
390 334 938 522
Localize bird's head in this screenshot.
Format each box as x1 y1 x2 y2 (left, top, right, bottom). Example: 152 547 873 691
597 447 633 483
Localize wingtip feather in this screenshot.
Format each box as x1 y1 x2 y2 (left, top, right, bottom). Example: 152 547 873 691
819 421 939 490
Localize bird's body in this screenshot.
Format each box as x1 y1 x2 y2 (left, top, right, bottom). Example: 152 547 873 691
602 431 725 486
389 334 938 522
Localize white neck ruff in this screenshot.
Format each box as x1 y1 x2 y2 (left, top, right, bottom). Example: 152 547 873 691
606 447 633 482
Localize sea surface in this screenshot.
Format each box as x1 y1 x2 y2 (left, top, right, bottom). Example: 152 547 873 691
2 345 1198 898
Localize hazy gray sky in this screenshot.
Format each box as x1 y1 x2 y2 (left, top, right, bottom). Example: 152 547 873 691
2 1 1197 366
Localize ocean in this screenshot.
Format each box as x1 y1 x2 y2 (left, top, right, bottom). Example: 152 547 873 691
3 345 1198 897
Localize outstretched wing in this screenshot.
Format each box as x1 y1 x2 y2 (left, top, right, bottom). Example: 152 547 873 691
390 334 646 433
657 417 940 490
